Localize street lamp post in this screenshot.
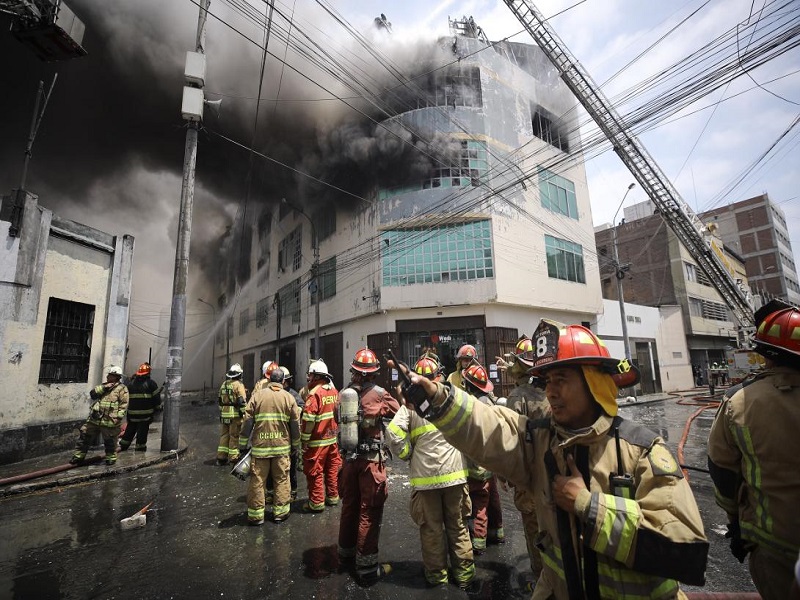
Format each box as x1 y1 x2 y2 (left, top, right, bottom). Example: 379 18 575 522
198 298 216 390
612 183 636 379
282 198 320 358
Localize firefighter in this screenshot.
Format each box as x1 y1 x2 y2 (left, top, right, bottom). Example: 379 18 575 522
391 319 709 599
253 361 280 504
119 362 161 452
238 368 300 524
337 348 400 584
447 344 476 390
71 365 129 465
300 359 341 512
460 362 504 554
708 300 800 600
280 366 304 500
386 352 475 589
500 335 549 585
217 363 247 466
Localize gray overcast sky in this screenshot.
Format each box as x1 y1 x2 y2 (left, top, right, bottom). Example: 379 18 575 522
1 0 797 386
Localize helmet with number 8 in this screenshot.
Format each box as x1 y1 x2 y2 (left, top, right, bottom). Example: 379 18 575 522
527 319 640 388
462 362 494 393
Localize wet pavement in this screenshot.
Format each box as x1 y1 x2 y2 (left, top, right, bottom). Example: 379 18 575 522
0 389 757 599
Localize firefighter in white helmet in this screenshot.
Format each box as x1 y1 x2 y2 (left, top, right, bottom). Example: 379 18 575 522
447 344 477 390
300 359 341 512
217 363 247 466
71 365 129 466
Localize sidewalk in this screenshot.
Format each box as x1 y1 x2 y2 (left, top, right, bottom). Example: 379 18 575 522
0 419 188 499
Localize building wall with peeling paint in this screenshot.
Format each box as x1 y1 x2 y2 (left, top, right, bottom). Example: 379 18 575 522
0 191 133 464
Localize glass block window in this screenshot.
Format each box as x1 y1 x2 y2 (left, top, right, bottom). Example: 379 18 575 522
545 235 586 283
311 256 336 305
382 220 494 286
539 169 578 220
39 298 94 384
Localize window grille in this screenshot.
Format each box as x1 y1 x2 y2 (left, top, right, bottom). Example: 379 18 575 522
39 298 95 384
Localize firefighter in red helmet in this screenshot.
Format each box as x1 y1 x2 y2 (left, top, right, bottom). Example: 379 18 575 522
447 344 477 390
390 319 708 599
119 362 161 452
337 347 399 585
709 300 800 600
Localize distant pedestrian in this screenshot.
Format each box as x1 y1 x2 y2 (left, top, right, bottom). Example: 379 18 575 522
119 362 161 452
300 359 341 512
71 365 129 466
217 363 247 466
386 352 475 590
708 300 800 600
238 368 300 524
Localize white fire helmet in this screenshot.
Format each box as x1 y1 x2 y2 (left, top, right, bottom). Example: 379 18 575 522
226 363 244 378
280 366 292 380
107 365 123 377
307 359 331 379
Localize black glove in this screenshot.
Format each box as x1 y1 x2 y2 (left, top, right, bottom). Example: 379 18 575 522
725 521 750 563
237 448 248 459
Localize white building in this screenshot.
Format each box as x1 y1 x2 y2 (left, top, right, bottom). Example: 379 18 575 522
214 23 604 398
0 190 134 464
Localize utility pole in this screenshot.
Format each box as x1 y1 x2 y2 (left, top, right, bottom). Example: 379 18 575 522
612 183 636 394
162 0 210 451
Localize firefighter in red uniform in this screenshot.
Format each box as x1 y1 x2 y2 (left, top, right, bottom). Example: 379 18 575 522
337 348 400 584
461 362 504 554
300 359 341 512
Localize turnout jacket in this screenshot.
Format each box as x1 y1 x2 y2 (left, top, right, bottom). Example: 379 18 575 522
427 383 708 599
126 376 161 423
239 382 300 458
301 381 339 449
707 366 800 561
386 405 468 490
351 382 400 462
218 379 246 422
88 383 129 428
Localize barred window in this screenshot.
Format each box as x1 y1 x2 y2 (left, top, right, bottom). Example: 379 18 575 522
545 235 586 283
39 298 95 384
256 298 269 328
278 279 301 323
239 308 249 336
382 220 493 286
531 107 569 153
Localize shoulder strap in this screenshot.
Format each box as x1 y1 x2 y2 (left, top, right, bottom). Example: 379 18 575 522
609 415 658 448
524 416 551 443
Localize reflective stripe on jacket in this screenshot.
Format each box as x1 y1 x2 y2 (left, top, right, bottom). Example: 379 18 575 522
239 382 300 458
386 405 467 490
708 366 800 560
88 384 129 428
301 382 339 448
219 380 246 421
428 382 708 599
126 376 161 422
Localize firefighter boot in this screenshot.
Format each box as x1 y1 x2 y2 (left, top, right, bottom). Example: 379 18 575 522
356 563 392 586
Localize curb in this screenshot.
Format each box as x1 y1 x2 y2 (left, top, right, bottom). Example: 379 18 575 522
0 443 189 499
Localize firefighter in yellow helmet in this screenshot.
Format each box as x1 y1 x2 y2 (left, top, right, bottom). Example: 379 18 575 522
708 300 800 600
386 352 475 589
217 363 247 466
390 319 708 599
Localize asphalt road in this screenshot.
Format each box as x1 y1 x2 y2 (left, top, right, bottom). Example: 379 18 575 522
0 397 756 599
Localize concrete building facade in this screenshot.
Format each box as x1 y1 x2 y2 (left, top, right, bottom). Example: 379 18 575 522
699 193 800 307
0 190 134 464
215 25 605 399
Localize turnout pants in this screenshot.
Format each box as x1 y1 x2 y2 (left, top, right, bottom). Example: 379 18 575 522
247 455 291 523
514 486 543 577
410 484 475 586
303 443 341 509
749 545 796 600
218 417 242 462
338 457 388 571
119 419 151 450
468 475 503 550
73 422 121 463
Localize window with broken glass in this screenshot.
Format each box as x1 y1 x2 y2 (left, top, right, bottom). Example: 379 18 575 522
531 107 569 153
381 220 493 286
311 256 337 305
545 234 586 283
278 279 301 323
278 226 302 272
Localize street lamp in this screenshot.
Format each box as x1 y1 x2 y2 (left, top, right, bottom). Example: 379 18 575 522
612 183 636 374
197 298 216 389
282 198 320 359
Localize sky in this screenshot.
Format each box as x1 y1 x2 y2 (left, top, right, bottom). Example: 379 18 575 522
1 0 798 388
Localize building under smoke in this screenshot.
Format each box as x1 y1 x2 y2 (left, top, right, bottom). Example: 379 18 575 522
212 18 603 395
